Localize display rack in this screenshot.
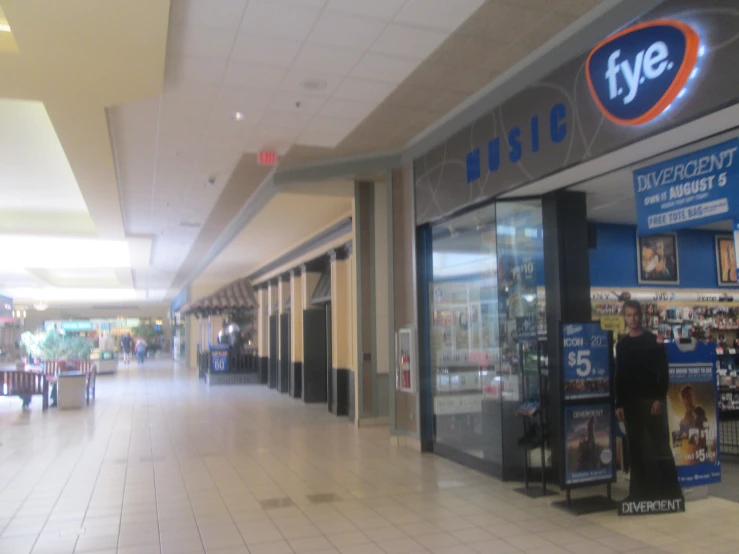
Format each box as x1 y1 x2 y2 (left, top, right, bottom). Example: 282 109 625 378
515 338 555 498
553 322 617 516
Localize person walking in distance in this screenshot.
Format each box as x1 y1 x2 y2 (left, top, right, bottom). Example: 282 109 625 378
121 332 132 365
615 300 682 504
135 337 147 366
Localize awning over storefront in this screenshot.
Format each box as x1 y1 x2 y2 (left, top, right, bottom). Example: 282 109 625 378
182 277 257 317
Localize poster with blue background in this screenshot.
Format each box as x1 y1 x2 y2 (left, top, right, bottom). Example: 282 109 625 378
665 342 720 487
562 323 611 400
633 138 739 235
209 344 230 372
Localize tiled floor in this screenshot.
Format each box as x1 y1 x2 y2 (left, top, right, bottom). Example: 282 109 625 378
1 360 738 554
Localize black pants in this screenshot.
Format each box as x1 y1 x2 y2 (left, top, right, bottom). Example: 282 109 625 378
624 399 682 500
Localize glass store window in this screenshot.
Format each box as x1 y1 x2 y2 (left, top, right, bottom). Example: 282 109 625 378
428 200 545 478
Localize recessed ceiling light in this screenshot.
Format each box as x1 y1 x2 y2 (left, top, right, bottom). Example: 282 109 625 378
232 111 245 121
0 24 10 33
301 78 328 92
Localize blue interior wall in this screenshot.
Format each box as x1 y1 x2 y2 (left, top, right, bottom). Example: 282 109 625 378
589 223 729 289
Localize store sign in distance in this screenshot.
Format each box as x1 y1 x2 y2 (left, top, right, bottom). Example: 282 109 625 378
587 20 699 125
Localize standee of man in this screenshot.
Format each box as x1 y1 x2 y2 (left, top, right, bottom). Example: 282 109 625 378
615 300 684 514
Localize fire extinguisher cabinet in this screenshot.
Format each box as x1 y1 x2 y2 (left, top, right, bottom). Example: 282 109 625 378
395 327 417 393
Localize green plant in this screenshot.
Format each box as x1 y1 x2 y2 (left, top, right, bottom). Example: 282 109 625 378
20 331 93 361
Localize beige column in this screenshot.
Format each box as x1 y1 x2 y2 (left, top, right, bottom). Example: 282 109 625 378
267 280 278 388
290 269 303 364
330 246 355 417
257 286 268 359
257 285 269 383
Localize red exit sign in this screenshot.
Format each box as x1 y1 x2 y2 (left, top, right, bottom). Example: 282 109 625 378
258 151 278 166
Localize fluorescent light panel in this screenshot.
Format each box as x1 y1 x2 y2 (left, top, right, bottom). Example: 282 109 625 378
1 288 169 302
0 235 130 269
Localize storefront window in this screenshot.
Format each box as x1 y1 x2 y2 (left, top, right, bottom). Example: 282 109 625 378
428 200 545 474
430 205 500 461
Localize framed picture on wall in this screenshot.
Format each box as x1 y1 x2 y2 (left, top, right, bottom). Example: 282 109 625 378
715 235 738 286
637 233 679 285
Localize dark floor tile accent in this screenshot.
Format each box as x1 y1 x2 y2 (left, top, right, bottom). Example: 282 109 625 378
306 493 342 504
259 497 295 510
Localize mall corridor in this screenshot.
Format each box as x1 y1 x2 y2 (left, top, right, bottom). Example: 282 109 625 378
0 362 736 554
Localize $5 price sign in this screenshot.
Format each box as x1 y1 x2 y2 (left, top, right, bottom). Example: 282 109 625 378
562 323 611 400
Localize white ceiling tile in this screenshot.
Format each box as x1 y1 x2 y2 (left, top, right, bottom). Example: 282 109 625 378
351 52 418 83
207 120 253 142
223 61 287 89
243 136 294 155
167 25 238 59
198 148 243 174
333 77 396 103
273 0 328 8
394 0 484 32
165 56 227 84
258 109 314 130
240 1 321 41
292 43 365 74
371 23 448 59
268 91 327 115
326 0 407 20
213 86 274 123
318 98 375 120
156 134 204 162
298 128 350 149
230 34 303 66
170 0 249 30
308 12 387 49
278 69 343 97
305 115 359 134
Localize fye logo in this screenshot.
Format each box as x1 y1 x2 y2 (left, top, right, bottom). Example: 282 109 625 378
586 20 699 125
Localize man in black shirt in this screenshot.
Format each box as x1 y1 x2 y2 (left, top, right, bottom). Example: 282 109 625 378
615 300 682 504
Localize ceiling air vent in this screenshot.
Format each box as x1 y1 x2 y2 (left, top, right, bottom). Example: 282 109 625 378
179 222 201 229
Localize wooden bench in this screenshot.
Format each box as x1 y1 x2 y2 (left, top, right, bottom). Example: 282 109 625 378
44 361 97 405
0 370 50 410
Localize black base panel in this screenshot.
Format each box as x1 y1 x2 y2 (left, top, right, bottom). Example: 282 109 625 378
552 496 618 516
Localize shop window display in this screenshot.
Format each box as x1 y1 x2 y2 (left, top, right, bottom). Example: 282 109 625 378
428 200 545 474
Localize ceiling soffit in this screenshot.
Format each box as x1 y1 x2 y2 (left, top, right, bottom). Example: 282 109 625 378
279 0 602 167
0 0 170 240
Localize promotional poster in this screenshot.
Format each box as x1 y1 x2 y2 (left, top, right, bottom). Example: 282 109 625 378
666 341 721 487
562 323 611 400
633 137 739 235
564 404 614 485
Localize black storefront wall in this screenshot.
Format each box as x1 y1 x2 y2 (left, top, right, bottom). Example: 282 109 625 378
414 0 739 225
543 191 592 484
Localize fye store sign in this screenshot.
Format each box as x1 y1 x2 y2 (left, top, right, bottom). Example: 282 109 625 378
414 0 739 225
586 20 699 126
633 138 739 234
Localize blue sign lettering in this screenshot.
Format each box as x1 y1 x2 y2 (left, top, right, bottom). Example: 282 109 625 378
466 103 568 184
633 138 739 235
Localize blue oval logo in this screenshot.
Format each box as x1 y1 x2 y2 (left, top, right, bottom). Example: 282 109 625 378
586 20 699 126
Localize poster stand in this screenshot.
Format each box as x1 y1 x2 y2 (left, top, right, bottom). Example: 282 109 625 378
515 339 557 498
552 322 618 515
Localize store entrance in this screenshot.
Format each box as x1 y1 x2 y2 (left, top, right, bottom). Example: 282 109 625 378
571 128 739 502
